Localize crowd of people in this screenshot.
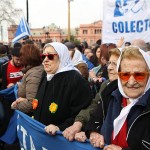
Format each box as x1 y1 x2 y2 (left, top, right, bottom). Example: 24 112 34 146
0 37 150 150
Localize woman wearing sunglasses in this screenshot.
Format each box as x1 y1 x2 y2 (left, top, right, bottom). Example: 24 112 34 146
63 48 120 142
86 46 150 150
33 42 92 135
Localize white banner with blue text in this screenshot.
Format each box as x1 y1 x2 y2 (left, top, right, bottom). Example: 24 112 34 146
102 0 150 44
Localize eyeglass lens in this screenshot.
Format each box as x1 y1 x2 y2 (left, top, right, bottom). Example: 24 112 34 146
119 72 148 81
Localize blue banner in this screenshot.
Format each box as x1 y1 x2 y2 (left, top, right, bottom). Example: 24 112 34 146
1 110 102 150
0 84 18 101
0 85 102 149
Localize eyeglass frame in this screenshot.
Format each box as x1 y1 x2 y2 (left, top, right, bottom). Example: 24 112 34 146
118 71 149 81
40 53 58 61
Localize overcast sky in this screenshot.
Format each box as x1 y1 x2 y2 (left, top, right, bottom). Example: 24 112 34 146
14 0 103 28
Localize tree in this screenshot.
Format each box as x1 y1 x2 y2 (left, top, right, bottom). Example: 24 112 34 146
0 0 22 24
70 35 80 45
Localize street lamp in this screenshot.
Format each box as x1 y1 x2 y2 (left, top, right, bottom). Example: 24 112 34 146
68 0 70 41
68 0 74 41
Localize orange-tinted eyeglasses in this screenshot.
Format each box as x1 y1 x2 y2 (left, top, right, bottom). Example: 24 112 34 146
41 54 58 61
118 72 149 81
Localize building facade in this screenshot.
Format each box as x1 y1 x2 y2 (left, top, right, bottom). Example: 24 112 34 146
8 20 102 46
77 20 102 46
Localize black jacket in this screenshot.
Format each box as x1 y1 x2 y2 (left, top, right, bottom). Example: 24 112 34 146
0 62 8 90
85 79 118 137
34 70 92 131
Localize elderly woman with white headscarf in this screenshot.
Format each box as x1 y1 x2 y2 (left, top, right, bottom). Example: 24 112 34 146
87 46 150 150
33 42 92 135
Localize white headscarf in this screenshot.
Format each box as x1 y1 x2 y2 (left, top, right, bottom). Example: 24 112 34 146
117 47 150 98
113 47 150 139
72 50 86 66
44 42 76 81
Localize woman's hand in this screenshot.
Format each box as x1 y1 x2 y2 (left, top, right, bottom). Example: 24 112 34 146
89 132 105 148
16 97 27 103
92 77 103 83
11 97 27 109
45 124 60 135
63 121 82 141
103 144 122 150
117 37 124 48
11 101 18 109
7 83 14 88
74 131 87 142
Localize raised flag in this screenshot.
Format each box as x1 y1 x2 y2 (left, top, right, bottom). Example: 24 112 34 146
12 16 31 43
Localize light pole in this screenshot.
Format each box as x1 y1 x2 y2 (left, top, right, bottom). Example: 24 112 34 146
68 0 70 41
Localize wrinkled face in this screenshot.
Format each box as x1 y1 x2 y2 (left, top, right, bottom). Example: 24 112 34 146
107 55 119 82
42 46 60 74
120 58 149 99
96 48 101 59
12 56 22 67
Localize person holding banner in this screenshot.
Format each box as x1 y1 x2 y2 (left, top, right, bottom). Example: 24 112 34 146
63 48 120 142
86 47 150 150
33 42 92 135
11 44 44 113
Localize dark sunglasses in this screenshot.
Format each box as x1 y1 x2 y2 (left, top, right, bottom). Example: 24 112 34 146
41 53 58 61
118 72 149 81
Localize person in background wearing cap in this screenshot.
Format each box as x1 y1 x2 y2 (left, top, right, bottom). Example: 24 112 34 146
0 47 23 90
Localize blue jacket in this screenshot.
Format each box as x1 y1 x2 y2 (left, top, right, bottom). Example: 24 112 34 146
82 54 94 70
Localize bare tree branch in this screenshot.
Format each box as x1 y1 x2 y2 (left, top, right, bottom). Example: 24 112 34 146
0 0 22 24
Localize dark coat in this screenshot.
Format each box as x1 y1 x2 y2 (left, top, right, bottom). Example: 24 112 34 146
33 70 92 131
85 79 118 137
0 62 8 90
0 62 12 136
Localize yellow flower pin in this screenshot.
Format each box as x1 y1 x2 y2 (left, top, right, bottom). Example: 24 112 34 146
49 102 58 113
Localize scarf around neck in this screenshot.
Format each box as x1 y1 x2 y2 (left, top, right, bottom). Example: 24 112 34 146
114 47 150 139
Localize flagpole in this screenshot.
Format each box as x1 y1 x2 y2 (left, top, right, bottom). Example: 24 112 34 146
68 0 70 41
26 0 29 24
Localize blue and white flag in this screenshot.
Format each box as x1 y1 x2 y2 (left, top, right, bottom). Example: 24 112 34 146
12 16 31 43
102 0 150 44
